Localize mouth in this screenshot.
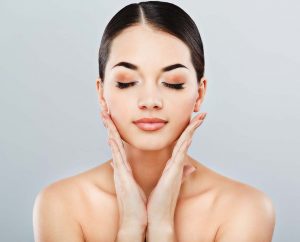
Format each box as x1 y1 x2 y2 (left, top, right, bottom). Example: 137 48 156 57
133 122 167 131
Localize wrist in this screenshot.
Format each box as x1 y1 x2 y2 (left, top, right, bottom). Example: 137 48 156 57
120 220 147 231
146 223 176 242
147 220 174 231
117 227 146 242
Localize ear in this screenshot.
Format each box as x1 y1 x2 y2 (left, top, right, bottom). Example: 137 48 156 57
194 76 207 112
96 78 109 113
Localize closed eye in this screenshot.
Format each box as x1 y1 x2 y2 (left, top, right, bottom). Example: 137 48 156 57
116 82 185 90
115 82 136 89
163 82 185 90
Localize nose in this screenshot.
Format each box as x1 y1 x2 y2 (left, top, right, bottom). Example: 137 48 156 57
137 86 163 110
138 98 162 110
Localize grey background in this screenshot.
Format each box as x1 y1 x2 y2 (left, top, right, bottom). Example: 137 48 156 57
0 0 299 241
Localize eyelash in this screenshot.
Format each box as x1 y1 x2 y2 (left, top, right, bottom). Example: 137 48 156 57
116 82 185 90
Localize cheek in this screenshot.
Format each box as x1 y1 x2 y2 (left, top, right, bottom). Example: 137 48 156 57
168 94 196 119
166 96 196 138
106 92 129 116
107 97 134 140
106 90 196 147
169 105 193 140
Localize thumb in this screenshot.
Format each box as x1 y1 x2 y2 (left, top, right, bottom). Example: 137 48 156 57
181 165 197 183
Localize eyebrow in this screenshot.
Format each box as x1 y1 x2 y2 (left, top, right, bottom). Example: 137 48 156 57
112 61 188 72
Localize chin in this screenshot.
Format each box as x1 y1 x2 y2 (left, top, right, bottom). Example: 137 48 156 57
122 136 167 150
135 143 166 151
119 124 179 150
135 137 176 151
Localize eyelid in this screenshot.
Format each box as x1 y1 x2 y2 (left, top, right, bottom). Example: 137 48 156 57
115 80 184 85
163 82 185 89
115 81 185 90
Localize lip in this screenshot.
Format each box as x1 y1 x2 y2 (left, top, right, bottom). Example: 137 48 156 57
133 117 168 131
133 117 167 123
134 122 167 131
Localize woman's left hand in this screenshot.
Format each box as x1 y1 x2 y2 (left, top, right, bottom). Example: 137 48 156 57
146 112 207 228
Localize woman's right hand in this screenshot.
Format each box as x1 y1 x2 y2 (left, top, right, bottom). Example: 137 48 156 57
101 110 148 233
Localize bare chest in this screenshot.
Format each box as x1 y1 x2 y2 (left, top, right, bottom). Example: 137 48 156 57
78 190 220 242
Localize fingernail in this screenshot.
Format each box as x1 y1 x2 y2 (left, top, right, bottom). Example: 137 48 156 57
183 165 197 180
190 166 197 175
196 119 203 127
101 114 107 126
196 113 205 121
103 121 107 128
103 111 110 119
189 164 197 170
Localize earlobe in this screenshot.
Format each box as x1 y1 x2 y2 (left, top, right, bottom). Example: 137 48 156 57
194 102 201 112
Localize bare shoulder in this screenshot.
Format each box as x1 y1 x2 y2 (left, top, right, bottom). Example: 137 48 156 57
34 160 113 203
33 162 112 241
33 176 85 241
199 164 276 242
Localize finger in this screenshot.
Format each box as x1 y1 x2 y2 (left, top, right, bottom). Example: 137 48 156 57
162 137 188 178
189 112 207 125
108 138 128 176
161 144 190 192
181 164 197 183
102 111 124 151
103 111 132 173
173 138 191 168
102 111 122 141
100 112 108 128
172 114 207 170
173 113 206 154
185 113 207 138
110 161 114 170
161 113 206 176
172 116 205 161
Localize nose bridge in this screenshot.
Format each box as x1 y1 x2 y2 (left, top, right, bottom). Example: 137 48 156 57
137 77 162 109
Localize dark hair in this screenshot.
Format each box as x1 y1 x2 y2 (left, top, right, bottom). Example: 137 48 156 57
98 1 205 84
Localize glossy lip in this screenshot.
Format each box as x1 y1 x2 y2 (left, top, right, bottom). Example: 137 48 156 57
133 117 168 131
134 122 167 131
133 117 167 123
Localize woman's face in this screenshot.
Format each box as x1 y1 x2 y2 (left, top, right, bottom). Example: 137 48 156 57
97 24 206 150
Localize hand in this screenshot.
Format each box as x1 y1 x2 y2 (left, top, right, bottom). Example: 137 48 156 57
100 110 148 231
146 112 207 228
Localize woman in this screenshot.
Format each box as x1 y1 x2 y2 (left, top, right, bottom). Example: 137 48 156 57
33 1 276 242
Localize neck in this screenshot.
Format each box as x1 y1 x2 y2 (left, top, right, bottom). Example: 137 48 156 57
122 140 191 199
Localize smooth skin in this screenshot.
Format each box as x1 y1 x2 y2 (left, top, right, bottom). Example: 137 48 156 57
33 24 276 242
102 108 207 241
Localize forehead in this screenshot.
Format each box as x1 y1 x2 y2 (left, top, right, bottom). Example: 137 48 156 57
106 25 193 71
